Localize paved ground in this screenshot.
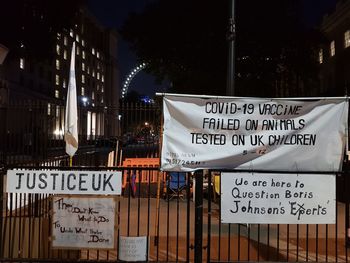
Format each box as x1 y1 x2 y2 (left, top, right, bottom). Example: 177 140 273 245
79 198 349 262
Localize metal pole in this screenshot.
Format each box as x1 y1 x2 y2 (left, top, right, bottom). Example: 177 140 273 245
194 170 203 263
226 0 236 96
0 45 8 258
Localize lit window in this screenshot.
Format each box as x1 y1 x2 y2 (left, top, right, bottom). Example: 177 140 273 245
82 39 85 47
92 48 95 55
70 29 74 37
56 33 61 40
56 45 60 55
101 97 104 103
97 72 100 80
81 87 85 96
55 75 60 85
87 67 90 74
92 91 95 100
82 50 85 59
76 46 80 55
76 34 80 42
82 74 85 84
101 86 104 93
330 40 335 57
62 79 67 88
56 105 60 117
92 70 95 77
97 51 100 58
64 50 67 60
82 62 85 71
20 58 25 69
55 90 59 98
47 103 51 115
64 36 68 46
102 75 104 83
318 49 323 64
345 30 350 48
56 59 60 70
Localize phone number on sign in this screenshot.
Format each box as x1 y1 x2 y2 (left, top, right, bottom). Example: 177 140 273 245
165 159 202 166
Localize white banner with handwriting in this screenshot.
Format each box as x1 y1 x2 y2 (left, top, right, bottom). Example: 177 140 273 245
52 196 115 249
161 95 348 171
221 173 336 224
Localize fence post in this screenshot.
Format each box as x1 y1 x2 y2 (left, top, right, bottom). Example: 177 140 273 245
0 103 7 258
194 170 203 263
345 158 350 247
0 169 3 258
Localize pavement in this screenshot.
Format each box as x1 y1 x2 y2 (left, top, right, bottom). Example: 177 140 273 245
79 198 350 262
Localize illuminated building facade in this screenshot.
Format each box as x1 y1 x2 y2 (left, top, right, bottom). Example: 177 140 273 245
0 7 120 141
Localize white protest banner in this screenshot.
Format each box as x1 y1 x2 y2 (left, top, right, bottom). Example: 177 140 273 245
6 170 122 195
161 95 348 172
52 196 115 249
221 173 336 224
119 236 148 262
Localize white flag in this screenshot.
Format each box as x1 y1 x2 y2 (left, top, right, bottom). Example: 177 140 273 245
64 42 78 157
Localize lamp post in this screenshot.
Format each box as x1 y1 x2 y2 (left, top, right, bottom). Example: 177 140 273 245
0 44 9 107
0 43 9 258
226 0 236 96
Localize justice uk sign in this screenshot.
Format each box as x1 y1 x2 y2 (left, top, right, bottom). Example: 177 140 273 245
161 95 348 172
6 170 122 195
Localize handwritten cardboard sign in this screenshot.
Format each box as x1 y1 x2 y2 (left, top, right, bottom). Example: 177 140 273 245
119 236 148 262
52 196 116 249
221 173 336 224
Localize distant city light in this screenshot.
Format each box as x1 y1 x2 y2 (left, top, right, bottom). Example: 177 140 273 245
140 95 154 104
81 96 88 106
54 129 64 136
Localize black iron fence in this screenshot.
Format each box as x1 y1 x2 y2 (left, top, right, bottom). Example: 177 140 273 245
1 166 350 262
1 101 350 262
0 100 120 167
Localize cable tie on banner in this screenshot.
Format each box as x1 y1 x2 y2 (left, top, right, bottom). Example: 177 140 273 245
249 161 254 175
293 162 299 176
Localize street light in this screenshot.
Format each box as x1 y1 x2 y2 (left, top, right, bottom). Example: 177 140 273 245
81 96 88 106
226 0 236 96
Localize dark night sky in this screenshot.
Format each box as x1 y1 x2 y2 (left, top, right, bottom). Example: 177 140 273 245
302 0 337 27
87 0 338 97
87 0 166 98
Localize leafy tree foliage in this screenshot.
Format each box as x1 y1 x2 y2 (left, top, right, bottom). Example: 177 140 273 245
122 0 322 97
122 0 228 95
123 90 142 103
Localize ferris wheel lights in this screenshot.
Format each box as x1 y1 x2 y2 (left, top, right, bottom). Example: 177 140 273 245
121 62 148 99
